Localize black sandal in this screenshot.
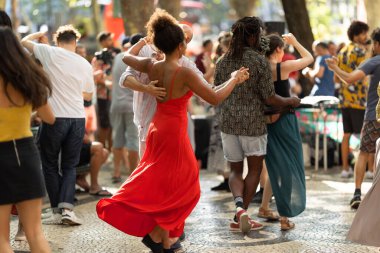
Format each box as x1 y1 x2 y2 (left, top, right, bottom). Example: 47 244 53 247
171 239 182 251
142 234 163 253
179 232 186 242
163 249 175 253
111 176 122 184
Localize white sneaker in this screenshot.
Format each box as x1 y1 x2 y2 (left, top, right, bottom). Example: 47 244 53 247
61 210 82 226
41 210 53 219
341 168 353 178
366 171 374 179
42 213 62 225
14 222 27 241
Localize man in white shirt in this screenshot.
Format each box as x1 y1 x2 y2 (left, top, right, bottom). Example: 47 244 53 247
21 25 94 225
121 24 209 157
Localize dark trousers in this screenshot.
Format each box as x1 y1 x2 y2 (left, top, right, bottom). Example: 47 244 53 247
38 118 85 211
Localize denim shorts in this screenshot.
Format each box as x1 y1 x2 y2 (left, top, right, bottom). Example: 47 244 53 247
221 132 267 162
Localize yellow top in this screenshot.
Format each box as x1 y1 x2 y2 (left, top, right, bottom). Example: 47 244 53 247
0 104 33 142
337 42 369 109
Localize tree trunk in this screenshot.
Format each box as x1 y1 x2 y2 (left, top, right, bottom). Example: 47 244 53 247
365 0 380 31
281 0 314 53
158 0 181 19
120 0 155 35
281 0 314 96
0 0 6 10
91 0 101 36
47 0 53 32
11 0 18 30
228 0 256 19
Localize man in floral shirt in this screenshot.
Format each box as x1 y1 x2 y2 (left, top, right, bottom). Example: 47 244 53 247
337 20 370 178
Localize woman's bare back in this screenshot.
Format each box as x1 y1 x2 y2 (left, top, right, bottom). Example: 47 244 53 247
149 61 190 102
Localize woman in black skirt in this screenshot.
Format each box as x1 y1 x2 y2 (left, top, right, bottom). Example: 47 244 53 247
0 27 54 253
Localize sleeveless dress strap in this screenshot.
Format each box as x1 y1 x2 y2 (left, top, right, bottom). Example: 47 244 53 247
168 67 181 100
276 63 281 82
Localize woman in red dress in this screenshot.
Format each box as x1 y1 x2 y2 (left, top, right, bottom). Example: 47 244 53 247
96 9 248 253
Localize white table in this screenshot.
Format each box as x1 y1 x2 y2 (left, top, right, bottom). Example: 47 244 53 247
300 96 340 171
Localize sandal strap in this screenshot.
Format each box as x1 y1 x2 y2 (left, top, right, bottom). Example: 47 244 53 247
259 208 279 218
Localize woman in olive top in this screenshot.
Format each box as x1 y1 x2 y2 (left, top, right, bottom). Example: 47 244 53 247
0 27 54 253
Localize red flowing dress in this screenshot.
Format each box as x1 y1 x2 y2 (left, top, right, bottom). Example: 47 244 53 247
96 68 201 237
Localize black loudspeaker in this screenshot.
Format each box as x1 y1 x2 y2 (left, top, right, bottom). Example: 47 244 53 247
264 21 285 35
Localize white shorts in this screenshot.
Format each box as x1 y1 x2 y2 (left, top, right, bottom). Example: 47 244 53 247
221 132 267 162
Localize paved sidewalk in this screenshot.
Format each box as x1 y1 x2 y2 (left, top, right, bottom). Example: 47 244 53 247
11 167 379 253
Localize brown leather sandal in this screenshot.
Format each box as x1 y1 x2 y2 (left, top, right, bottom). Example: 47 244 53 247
258 207 280 221
280 217 295 231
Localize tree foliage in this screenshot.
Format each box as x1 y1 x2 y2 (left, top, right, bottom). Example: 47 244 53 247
91 0 101 36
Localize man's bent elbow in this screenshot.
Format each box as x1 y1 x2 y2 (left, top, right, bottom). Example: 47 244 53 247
264 95 276 106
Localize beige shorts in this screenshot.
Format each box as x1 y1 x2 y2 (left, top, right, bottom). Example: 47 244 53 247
221 132 267 162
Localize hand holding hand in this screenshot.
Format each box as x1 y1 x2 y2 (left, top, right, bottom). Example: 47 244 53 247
282 33 297 45
325 56 339 71
289 97 301 107
231 67 250 84
145 80 167 100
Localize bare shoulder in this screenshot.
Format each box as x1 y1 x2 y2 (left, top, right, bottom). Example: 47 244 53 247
180 66 198 79
280 60 293 69
280 59 301 74
148 61 162 80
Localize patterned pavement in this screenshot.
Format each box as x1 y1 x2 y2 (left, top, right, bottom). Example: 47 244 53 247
10 166 379 253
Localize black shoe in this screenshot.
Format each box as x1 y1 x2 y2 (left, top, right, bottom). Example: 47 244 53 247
179 232 185 242
142 234 163 253
211 180 229 191
350 195 361 209
251 190 263 203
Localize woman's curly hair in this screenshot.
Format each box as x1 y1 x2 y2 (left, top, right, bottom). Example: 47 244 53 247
145 8 184 54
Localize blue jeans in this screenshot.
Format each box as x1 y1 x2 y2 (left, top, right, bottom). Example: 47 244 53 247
38 118 85 212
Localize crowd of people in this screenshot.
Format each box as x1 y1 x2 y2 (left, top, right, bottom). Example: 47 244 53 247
1 6 380 253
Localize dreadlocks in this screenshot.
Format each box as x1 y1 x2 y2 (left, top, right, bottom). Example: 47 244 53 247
226 16 264 60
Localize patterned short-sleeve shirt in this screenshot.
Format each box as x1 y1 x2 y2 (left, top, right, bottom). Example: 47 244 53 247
214 47 275 137
337 42 368 109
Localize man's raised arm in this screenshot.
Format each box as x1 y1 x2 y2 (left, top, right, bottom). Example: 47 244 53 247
21 31 46 53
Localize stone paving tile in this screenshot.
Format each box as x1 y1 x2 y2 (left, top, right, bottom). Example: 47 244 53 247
10 169 380 253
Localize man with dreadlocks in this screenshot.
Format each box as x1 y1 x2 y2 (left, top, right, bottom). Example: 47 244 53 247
214 16 301 233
